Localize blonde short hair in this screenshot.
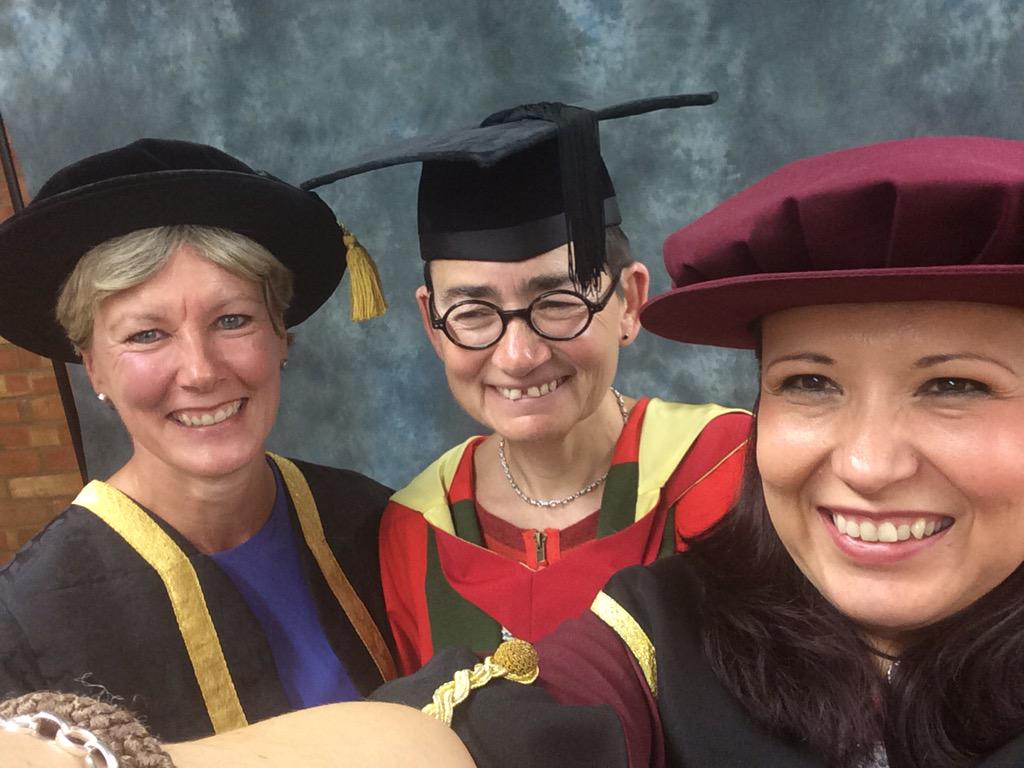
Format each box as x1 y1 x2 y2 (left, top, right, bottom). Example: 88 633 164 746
56 225 294 352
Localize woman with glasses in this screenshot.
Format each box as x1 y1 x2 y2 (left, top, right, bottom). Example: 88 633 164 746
304 95 752 674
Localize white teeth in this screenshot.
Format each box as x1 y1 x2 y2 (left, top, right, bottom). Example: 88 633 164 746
860 520 878 542
499 379 560 401
173 399 242 427
877 522 898 543
831 513 949 544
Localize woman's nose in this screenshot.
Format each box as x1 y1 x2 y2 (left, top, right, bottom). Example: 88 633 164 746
830 404 919 495
177 333 221 391
489 317 551 374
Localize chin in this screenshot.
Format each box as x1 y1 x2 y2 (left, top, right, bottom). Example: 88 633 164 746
165 445 266 479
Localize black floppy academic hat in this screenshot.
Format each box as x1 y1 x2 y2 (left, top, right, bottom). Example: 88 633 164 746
0 138 348 362
302 92 717 293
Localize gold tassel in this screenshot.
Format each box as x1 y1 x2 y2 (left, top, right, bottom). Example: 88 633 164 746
340 223 387 321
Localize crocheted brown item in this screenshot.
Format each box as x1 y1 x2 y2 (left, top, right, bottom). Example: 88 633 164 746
0 691 175 767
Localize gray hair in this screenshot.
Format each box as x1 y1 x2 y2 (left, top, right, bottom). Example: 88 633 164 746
56 225 294 352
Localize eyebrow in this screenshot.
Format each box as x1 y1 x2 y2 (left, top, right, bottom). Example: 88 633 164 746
763 352 835 370
915 353 1017 375
439 273 575 303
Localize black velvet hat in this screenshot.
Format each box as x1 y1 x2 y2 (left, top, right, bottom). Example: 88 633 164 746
0 138 348 362
303 93 717 293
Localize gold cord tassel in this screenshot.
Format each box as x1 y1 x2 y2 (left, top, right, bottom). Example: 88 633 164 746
422 639 540 726
341 223 387 321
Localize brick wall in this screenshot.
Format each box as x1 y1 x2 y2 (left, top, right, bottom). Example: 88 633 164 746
0 138 80 564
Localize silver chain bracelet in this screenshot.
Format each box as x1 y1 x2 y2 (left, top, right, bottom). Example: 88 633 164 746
1 710 119 767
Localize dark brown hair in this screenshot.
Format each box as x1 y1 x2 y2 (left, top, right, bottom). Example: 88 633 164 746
686 414 1024 766
422 225 634 292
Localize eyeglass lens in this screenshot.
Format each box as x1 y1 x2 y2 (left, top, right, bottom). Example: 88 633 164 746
444 291 592 347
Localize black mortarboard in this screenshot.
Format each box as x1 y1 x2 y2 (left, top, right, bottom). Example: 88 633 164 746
302 93 717 293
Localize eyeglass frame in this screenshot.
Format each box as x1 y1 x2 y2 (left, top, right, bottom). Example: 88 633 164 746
428 274 622 350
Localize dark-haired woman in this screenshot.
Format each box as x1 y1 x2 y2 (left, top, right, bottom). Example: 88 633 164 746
367 135 1024 768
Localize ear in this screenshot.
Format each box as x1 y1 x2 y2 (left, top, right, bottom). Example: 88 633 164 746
80 346 106 397
415 285 446 360
617 262 650 347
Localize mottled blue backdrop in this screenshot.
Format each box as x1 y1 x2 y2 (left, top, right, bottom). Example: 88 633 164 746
2 0 1022 487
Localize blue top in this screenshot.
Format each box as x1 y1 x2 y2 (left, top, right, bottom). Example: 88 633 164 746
210 461 361 708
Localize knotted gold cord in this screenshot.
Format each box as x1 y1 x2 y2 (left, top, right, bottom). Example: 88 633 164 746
422 639 540 726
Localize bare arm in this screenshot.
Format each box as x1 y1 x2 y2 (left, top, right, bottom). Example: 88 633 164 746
167 702 475 767
1 702 475 768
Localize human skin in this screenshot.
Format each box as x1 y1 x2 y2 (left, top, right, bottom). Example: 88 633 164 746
415 246 649 530
81 243 289 552
757 301 1024 654
1 701 476 767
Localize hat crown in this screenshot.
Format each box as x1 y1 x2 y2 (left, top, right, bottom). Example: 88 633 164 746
641 136 1024 349
36 138 255 202
664 136 1024 289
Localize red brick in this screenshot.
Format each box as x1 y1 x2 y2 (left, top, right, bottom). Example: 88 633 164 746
0 450 41 476
38 445 79 474
49 496 74 513
28 426 64 447
0 400 20 423
0 425 31 448
0 497 54 527
0 345 19 370
28 372 57 394
16 348 50 370
9 472 81 499
0 374 31 396
28 395 67 422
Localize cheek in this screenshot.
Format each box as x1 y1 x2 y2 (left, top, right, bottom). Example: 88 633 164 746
109 354 176 408
920 410 1024 508
226 334 285 388
755 402 830 493
438 345 489 385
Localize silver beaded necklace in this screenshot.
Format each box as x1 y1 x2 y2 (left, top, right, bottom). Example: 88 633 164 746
497 386 629 509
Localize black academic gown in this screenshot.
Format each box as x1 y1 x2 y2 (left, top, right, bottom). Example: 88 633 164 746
373 554 1024 768
0 457 394 741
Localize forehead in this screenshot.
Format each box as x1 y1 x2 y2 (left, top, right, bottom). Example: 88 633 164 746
101 244 261 314
428 245 574 293
760 301 1024 358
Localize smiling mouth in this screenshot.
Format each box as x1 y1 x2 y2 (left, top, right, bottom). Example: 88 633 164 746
497 378 564 402
829 511 953 543
170 399 244 427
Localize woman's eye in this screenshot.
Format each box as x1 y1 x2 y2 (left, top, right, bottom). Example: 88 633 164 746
217 314 251 330
779 374 838 393
920 377 990 396
126 329 163 345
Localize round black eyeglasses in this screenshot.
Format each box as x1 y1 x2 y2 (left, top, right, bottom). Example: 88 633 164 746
430 276 621 350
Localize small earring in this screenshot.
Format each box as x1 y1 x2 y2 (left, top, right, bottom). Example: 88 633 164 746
280 359 289 370
621 334 629 341
97 393 107 402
